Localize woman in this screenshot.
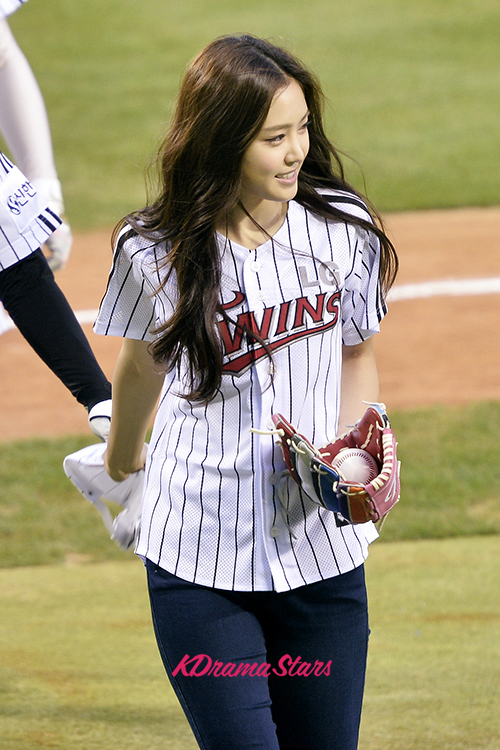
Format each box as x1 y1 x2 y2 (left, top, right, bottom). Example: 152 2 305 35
96 34 398 749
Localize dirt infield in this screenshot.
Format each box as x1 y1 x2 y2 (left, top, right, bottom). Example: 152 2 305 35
1 206 499 442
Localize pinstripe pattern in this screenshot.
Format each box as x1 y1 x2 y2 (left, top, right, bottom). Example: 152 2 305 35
0 152 61 271
95 191 384 591
0 0 27 18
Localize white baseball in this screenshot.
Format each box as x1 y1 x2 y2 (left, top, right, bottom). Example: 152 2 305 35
330 448 378 484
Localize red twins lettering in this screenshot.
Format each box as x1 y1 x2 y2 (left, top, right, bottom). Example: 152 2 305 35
218 291 341 375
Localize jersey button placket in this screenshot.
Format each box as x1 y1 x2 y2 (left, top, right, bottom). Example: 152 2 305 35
243 253 265 314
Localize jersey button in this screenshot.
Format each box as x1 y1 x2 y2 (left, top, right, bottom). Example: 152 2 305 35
270 526 280 538
250 261 261 272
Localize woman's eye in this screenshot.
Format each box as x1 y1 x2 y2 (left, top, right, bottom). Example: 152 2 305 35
267 134 284 143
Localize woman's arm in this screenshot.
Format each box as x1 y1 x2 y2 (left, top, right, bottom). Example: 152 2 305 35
337 337 379 435
105 337 165 481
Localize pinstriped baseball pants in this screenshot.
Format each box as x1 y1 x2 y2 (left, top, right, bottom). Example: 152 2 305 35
146 560 369 750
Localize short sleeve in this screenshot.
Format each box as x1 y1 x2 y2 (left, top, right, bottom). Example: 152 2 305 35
0 0 29 20
93 227 162 341
341 225 387 346
0 153 61 271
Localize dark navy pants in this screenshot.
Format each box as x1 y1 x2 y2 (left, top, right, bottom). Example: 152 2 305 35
146 560 369 750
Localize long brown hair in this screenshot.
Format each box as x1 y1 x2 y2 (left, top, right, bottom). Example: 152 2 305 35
118 34 398 402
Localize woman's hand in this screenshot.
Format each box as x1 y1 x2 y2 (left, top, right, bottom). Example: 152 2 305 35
104 443 148 482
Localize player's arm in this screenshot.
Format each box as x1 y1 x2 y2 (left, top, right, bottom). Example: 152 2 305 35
337 337 379 433
0 249 112 411
105 337 165 481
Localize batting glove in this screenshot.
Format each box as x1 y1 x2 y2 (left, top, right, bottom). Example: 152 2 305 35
31 177 73 272
88 399 112 442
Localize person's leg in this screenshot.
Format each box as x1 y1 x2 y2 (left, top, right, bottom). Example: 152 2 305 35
263 566 369 750
0 250 111 409
146 560 280 750
0 17 57 179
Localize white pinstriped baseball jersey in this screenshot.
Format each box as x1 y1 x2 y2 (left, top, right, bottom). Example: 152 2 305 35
0 0 27 18
95 191 385 592
0 152 61 271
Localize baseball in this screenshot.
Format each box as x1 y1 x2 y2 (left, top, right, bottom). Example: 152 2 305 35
330 448 378 484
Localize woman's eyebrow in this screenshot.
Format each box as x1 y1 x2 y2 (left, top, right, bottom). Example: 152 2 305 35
261 110 310 132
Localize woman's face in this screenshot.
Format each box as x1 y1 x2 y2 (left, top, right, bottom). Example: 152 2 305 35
239 78 310 214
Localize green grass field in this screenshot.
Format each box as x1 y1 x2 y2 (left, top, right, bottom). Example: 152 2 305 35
1 0 500 747
4 0 500 227
1 404 500 748
0 537 498 750
2 402 500 568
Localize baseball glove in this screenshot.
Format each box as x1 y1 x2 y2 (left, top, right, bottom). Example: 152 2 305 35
271 402 400 526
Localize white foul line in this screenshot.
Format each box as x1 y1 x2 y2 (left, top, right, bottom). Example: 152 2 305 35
72 276 500 324
387 276 500 302
1 276 500 336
